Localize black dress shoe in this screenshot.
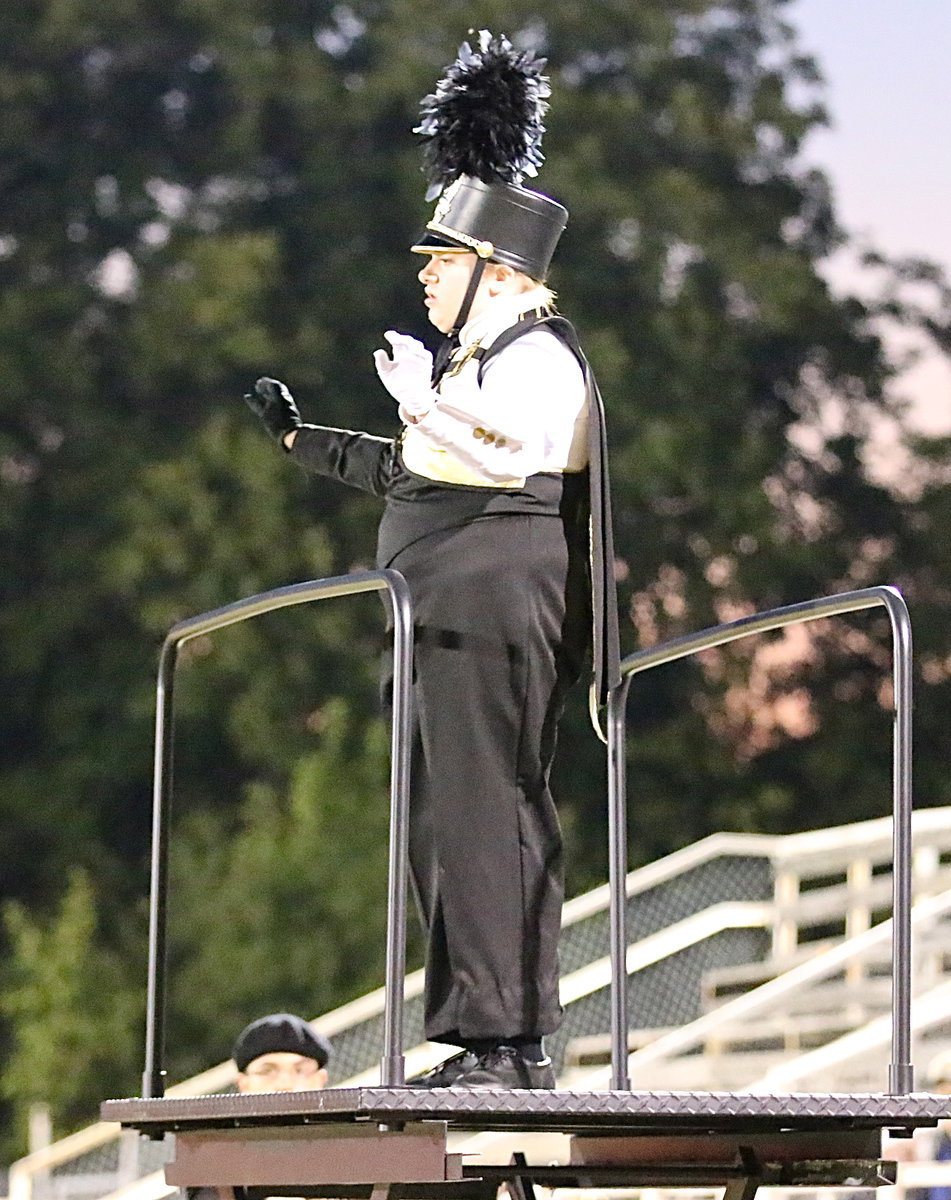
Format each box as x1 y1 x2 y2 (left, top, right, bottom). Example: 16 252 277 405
453 1045 556 1090
405 1049 478 1088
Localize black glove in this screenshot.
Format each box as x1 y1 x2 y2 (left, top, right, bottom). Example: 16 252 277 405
243 377 303 447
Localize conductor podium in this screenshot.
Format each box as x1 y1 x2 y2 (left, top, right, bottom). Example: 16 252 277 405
102 1085 951 1200
102 574 951 1199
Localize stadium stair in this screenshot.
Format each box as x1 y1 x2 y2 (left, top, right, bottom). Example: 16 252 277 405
9 807 951 1200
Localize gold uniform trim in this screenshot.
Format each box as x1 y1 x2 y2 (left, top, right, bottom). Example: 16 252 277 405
401 426 524 488
410 220 495 259
409 243 470 255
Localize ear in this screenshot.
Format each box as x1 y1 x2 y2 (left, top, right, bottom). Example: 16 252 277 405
485 263 518 295
316 1066 329 1089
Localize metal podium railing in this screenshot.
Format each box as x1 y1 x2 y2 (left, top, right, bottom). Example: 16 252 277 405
142 570 414 1098
142 577 913 1102
603 584 914 1094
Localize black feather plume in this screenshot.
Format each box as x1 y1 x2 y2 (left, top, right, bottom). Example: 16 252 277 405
415 30 551 201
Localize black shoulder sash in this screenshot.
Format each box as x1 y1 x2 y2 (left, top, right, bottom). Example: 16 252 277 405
475 312 621 706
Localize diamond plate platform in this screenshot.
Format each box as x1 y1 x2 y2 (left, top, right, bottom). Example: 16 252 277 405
102 1088 951 1200
101 1085 951 1135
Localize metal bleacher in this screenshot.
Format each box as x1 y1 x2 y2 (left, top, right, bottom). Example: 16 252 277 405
10 805 951 1200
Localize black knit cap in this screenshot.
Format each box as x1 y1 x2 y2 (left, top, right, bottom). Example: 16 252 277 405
232 1013 331 1071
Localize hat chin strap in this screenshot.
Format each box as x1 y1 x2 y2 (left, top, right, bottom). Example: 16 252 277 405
431 255 488 386
450 255 487 336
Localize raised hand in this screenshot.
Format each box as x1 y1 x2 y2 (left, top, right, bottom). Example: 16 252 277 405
243 377 304 446
373 332 437 419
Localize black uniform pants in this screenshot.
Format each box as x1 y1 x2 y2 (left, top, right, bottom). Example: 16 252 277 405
387 511 587 1044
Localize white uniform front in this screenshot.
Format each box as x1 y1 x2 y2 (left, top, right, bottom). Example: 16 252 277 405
399 287 589 486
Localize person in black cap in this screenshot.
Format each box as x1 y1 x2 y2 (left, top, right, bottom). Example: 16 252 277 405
244 32 618 1090
232 1012 331 1093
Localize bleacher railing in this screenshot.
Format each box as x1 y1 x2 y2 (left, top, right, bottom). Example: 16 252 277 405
12 821 951 1200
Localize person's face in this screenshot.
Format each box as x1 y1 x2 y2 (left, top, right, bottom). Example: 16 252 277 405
418 251 511 333
236 1051 328 1093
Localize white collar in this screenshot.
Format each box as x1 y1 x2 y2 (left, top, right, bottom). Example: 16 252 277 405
458 285 554 349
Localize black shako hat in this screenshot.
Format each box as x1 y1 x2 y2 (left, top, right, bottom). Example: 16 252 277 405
410 31 567 282
232 1013 331 1071
412 177 567 280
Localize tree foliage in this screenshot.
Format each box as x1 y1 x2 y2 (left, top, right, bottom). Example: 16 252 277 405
1 0 950 1161
0 872 142 1145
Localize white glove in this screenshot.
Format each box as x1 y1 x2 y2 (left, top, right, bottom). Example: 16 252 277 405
373 331 437 421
